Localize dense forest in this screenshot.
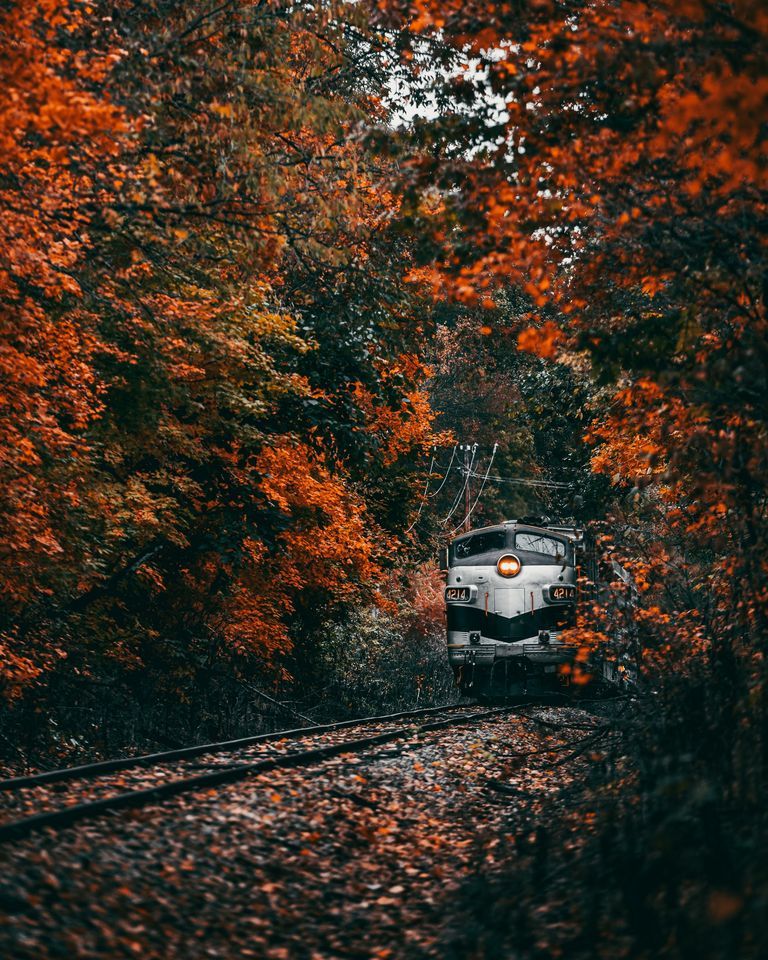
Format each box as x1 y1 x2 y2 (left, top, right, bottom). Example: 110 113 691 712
1 0 452 752
1 1 766 957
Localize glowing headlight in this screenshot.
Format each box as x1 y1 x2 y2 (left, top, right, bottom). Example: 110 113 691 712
497 554 521 578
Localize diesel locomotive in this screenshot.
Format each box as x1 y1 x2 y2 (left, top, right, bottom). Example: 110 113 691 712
441 518 589 697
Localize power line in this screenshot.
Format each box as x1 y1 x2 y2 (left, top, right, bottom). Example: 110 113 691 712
468 470 573 490
427 444 457 498
404 443 461 535
450 443 498 536
441 443 478 526
404 441 573 538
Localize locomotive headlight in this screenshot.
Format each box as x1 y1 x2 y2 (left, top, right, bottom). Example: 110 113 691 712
497 554 521 578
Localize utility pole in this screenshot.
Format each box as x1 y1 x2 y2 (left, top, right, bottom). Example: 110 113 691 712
463 443 472 533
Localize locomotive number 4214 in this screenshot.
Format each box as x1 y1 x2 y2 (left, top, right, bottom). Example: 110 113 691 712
547 584 577 603
445 586 472 602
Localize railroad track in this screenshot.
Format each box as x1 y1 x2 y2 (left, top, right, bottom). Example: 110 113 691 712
0 704 517 844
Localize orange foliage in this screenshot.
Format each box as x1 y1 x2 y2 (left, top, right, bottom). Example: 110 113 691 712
0 2 442 700
0 0 128 620
517 321 565 360
386 0 766 311
352 354 452 466
259 439 381 596
215 440 382 671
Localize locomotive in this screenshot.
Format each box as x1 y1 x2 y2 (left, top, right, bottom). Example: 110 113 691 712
440 518 590 697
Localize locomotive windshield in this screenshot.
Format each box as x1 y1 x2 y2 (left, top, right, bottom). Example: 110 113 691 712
453 530 506 560
515 532 567 560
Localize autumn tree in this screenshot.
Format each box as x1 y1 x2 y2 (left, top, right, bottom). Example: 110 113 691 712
375 0 767 952
417 290 612 533
380 0 767 688
0 0 445 755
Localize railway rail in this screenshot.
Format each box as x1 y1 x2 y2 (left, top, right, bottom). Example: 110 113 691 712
0 704 517 844
0 703 480 793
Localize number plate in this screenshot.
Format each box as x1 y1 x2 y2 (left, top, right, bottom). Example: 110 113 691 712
547 584 576 603
445 586 472 602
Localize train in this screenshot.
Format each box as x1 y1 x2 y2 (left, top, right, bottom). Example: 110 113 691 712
440 517 621 698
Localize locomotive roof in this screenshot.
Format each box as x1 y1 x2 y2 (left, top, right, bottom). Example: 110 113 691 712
450 520 581 544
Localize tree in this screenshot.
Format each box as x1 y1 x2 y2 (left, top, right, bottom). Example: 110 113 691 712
374 2 767 953
380 0 767 685
0 1 444 751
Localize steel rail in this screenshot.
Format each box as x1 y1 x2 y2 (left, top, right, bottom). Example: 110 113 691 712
0 707 515 844
0 703 475 793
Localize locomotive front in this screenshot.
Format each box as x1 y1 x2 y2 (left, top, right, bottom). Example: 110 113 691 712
442 521 579 697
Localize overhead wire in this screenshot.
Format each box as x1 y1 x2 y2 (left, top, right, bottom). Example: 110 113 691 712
449 443 498 536
405 442 569 538
427 444 458 498
468 470 573 490
441 443 478 526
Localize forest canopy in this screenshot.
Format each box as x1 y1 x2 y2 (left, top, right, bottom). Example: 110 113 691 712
0 0 460 748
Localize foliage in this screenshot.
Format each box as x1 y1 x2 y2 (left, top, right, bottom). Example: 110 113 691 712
376 0 768 954
423 291 611 532
2 0 766 949
0 0 444 753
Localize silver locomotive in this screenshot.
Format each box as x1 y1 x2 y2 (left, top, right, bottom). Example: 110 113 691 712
440 519 583 697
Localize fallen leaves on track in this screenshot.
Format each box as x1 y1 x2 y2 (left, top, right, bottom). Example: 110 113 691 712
0 708 613 959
